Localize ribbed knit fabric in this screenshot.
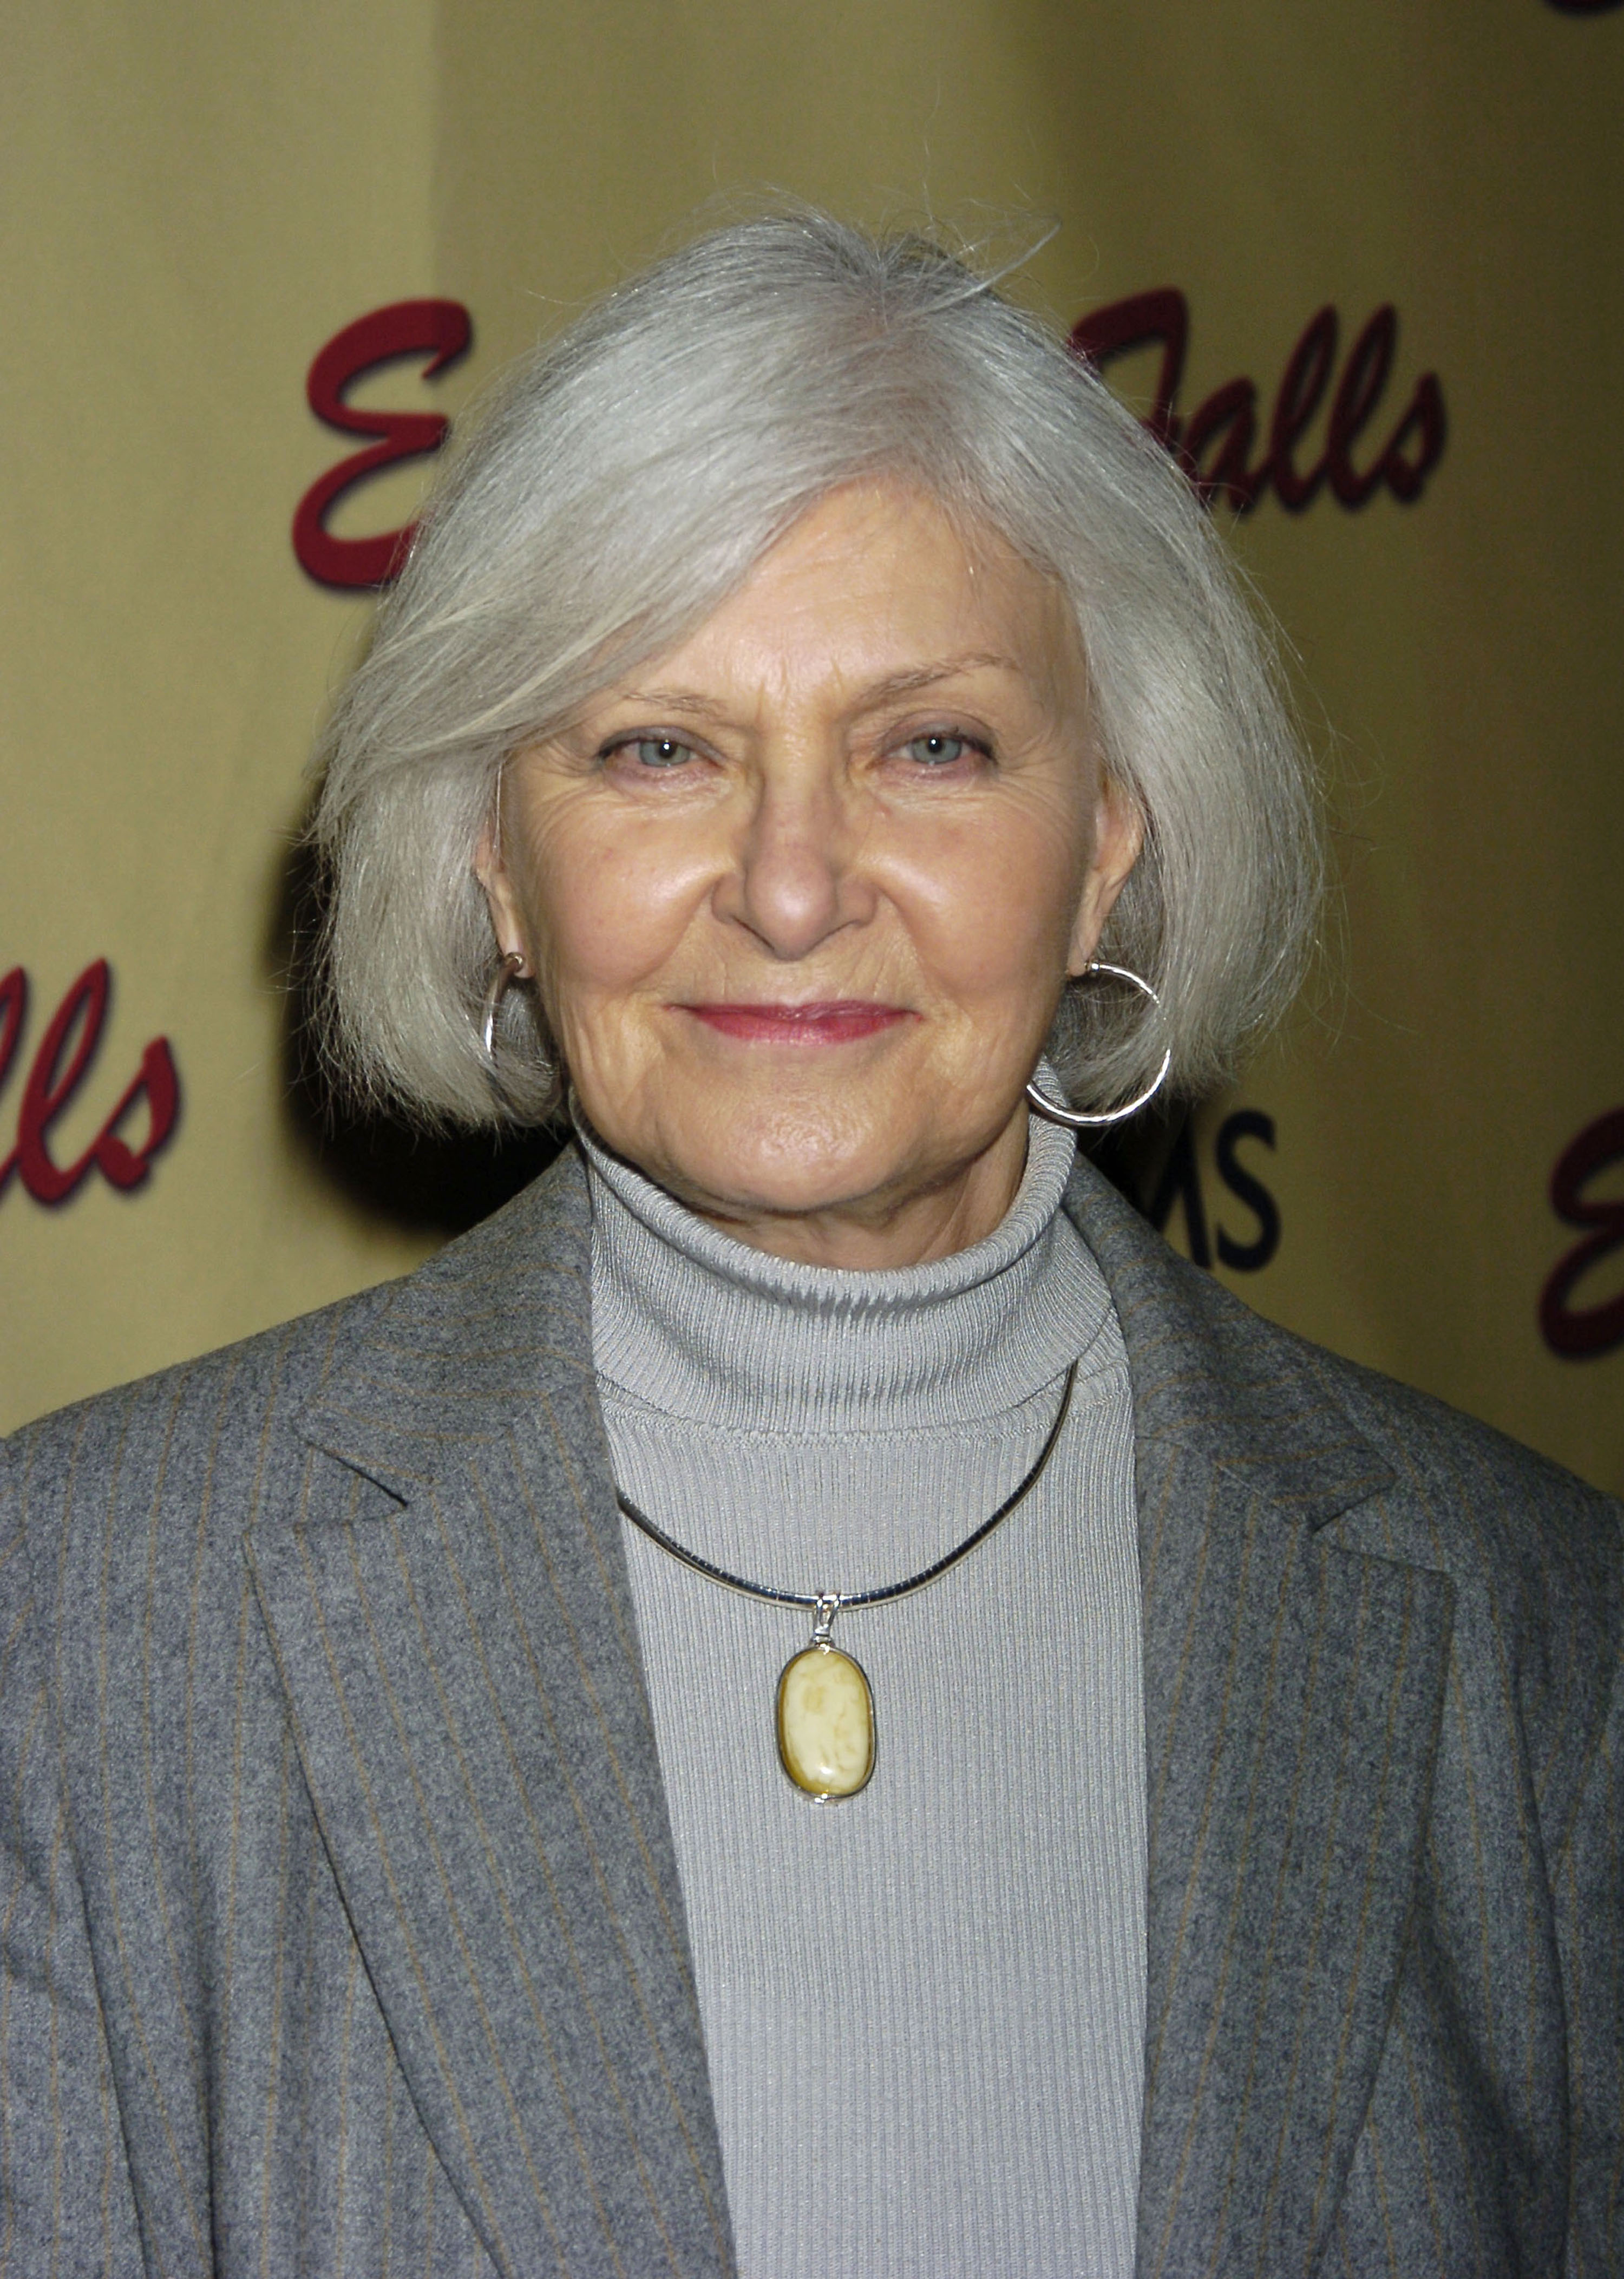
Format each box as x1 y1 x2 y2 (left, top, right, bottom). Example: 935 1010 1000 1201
585 1109 1146 2279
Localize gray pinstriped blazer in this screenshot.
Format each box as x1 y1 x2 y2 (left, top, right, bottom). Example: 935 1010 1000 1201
2 1148 1620 2276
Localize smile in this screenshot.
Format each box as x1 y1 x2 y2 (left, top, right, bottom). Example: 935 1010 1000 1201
675 1001 916 1044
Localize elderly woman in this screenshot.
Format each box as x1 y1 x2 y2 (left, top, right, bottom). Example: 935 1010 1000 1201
2 216 1619 2278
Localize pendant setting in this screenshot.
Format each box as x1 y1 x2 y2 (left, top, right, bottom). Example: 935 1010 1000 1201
775 1594 874 1800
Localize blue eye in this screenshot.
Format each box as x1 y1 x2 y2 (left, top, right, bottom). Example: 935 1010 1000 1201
630 737 693 768
903 732 973 765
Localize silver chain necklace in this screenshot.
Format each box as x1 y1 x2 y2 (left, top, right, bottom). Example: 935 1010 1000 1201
614 1357 1079 1802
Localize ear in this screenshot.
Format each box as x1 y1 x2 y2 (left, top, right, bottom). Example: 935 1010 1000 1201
473 817 533 974
1066 776 1144 975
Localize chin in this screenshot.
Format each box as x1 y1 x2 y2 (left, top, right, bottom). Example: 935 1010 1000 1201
664 1098 914 1223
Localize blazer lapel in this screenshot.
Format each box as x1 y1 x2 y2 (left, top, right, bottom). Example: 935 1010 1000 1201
248 1152 733 2279
1066 1164 1455 2278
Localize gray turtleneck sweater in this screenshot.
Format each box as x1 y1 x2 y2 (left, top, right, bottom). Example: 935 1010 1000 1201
586 1111 1145 2278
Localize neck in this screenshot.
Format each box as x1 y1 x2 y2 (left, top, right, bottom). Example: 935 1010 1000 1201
580 1099 1094 1436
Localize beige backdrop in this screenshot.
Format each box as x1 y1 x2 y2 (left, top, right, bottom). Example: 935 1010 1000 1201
3 0 1620 1492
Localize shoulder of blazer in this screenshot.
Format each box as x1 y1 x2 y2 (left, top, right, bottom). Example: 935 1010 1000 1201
2 1148 595 1649
1064 1150 1623 1841
1064 1148 1621 1560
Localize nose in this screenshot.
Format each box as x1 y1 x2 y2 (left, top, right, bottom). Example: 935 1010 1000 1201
716 763 876 960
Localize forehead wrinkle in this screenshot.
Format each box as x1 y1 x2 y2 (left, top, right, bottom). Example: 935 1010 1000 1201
608 653 1039 722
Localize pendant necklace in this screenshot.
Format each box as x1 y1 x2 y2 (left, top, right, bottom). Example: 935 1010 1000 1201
614 1357 1078 1803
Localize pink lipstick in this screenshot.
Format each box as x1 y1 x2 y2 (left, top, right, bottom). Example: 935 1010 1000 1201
676 1001 914 1045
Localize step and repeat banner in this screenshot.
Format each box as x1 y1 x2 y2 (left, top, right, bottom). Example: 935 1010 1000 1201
2 0 1620 1490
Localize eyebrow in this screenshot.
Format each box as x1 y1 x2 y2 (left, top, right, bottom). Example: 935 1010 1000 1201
850 654 1029 706
613 653 1029 721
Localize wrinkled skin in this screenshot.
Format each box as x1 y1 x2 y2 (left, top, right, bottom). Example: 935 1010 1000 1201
478 480 1141 1271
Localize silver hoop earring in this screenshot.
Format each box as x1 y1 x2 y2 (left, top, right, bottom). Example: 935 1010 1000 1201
480 951 526 1062
1025 960 1172 1129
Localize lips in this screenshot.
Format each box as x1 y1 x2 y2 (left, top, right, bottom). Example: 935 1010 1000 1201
676 1001 914 1045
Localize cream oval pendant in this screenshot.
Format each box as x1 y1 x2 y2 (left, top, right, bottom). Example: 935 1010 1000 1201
776 1641 875 1800
614 1364 1078 1804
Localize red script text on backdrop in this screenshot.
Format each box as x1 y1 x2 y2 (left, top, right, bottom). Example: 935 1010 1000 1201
293 299 473 590
292 290 1439 589
1540 1106 1624 1359
0 964 180 1207
1071 291 1446 513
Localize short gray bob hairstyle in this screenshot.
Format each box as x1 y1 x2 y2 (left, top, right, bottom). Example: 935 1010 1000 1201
312 210 1319 1128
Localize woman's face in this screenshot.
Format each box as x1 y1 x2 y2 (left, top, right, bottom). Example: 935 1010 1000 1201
479 480 1141 1268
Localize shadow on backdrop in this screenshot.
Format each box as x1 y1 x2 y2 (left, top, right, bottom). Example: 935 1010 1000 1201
270 828 564 1237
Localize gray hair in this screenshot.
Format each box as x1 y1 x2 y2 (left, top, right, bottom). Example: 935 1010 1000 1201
311 211 1319 1127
